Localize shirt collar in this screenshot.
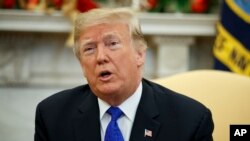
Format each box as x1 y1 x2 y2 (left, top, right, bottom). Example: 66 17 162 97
98 82 142 121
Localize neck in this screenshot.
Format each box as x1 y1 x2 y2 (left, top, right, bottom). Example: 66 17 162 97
103 78 142 106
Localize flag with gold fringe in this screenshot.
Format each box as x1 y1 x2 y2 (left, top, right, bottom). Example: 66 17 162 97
213 0 250 76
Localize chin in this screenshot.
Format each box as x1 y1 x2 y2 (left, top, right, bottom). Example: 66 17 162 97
97 84 121 95
98 87 118 95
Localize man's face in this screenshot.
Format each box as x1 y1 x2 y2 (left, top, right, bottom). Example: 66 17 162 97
77 22 145 104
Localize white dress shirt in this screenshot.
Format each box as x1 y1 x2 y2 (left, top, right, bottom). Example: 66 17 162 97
98 82 142 141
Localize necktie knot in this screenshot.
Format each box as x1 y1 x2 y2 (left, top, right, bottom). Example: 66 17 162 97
107 106 123 121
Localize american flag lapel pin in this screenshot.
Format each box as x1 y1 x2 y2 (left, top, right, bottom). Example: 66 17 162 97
144 129 152 137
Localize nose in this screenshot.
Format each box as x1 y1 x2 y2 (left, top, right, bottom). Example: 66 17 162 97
96 45 109 65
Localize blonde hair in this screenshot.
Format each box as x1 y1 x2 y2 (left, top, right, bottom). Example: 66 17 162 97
74 8 147 58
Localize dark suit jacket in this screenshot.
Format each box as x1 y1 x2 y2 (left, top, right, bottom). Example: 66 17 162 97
35 79 214 141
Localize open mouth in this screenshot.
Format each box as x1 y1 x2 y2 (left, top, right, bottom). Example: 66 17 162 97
99 71 112 78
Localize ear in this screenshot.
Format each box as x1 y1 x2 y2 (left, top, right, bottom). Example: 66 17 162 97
83 69 86 77
136 49 146 67
79 61 87 77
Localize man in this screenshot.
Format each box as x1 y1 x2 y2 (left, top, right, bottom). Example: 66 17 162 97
34 8 214 141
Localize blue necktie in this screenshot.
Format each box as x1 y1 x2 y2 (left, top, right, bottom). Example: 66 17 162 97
104 106 124 141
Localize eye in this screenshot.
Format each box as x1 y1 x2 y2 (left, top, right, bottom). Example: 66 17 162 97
84 47 93 52
83 45 96 55
107 40 121 49
111 41 118 46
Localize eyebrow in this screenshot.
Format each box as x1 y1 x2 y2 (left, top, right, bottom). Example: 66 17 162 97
80 38 95 47
80 32 121 47
102 32 120 40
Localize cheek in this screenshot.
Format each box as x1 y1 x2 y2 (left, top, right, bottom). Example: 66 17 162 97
118 54 138 73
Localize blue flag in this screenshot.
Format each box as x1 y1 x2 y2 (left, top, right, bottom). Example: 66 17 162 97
213 0 250 76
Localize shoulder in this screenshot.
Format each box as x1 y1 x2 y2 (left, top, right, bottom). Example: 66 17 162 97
142 79 210 115
37 84 92 111
142 79 214 140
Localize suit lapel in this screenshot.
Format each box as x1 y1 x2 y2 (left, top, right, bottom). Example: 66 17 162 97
129 80 161 141
73 90 101 141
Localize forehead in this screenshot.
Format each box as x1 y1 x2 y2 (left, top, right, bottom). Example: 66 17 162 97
80 22 130 39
